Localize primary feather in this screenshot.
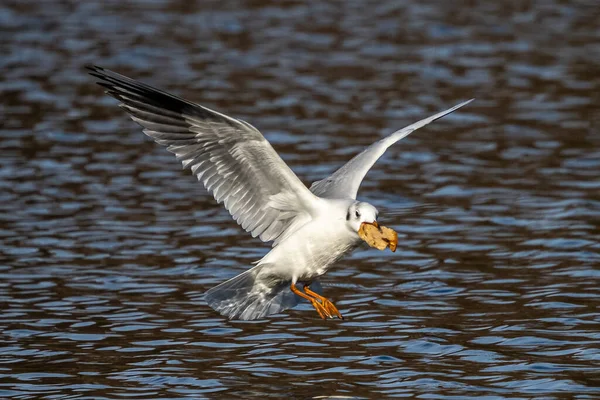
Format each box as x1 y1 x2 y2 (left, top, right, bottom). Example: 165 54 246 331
310 99 474 199
88 65 318 245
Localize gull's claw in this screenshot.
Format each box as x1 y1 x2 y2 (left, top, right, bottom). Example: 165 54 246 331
290 282 343 319
291 283 332 319
312 301 331 319
304 285 343 319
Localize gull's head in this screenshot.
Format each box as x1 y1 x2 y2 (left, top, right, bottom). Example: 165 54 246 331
346 202 379 233
348 201 399 252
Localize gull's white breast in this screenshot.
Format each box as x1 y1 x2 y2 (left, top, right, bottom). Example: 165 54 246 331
258 199 360 282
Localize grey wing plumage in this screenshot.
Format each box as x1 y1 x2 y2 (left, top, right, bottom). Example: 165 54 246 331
310 99 474 199
88 66 317 244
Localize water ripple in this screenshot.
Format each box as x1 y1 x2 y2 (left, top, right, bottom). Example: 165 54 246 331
1 0 599 398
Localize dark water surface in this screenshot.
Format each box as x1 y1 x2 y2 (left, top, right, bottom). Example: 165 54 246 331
2 0 599 398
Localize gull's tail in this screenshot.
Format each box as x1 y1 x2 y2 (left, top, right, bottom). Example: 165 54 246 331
204 264 322 320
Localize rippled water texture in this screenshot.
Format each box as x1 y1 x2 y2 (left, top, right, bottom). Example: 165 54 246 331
2 0 599 398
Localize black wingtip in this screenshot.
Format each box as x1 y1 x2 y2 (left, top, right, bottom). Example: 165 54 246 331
86 65 114 84
85 64 104 74
84 64 237 125
85 64 203 117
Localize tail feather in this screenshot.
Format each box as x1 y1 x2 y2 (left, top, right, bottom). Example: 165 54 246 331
204 265 323 320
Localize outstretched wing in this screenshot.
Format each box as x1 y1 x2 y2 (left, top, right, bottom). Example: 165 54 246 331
310 99 473 199
88 66 319 245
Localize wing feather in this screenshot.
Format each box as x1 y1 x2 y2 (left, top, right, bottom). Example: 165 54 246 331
310 99 473 199
89 65 318 245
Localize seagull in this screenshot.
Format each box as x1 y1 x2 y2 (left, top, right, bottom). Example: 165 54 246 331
88 65 472 320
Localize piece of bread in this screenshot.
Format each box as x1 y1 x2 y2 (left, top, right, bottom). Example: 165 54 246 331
359 224 398 252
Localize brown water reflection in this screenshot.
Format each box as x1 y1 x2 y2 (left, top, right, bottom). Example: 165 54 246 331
1 0 599 398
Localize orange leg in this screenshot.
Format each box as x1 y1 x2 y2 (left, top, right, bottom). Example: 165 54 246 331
290 283 331 319
304 285 343 319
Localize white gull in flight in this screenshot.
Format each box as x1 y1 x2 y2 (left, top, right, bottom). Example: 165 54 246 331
89 65 473 320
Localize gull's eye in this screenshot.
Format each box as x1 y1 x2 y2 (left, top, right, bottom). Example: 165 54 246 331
355 210 361 219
